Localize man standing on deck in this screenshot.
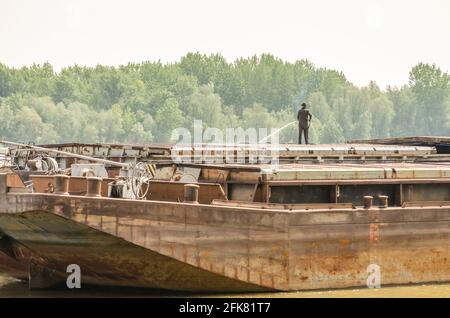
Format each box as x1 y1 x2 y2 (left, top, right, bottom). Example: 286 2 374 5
297 102 312 144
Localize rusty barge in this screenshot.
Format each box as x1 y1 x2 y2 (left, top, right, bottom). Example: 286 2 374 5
0 140 449 292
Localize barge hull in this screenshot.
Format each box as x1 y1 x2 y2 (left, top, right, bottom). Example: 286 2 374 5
0 210 269 292
1 191 449 291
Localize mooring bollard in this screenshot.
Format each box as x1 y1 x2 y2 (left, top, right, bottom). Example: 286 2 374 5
86 177 102 197
54 175 70 195
378 195 388 208
184 183 200 204
363 195 373 209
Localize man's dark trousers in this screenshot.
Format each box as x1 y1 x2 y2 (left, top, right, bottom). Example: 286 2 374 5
299 125 309 144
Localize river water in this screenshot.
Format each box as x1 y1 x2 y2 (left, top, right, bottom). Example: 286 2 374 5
1 274 449 298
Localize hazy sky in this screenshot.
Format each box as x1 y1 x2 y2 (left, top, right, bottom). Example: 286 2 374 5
1 0 449 88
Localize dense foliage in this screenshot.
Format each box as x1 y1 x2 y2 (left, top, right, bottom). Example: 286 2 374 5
0 53 449 144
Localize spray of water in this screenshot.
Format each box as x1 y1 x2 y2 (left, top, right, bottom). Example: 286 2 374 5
258 121 296 143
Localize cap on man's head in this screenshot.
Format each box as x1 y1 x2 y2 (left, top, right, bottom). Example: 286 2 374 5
301 103 307 107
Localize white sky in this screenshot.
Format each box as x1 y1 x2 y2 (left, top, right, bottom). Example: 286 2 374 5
0 0 449 88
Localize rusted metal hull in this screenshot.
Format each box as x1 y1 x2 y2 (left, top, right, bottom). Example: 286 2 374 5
0 210 267 291
0 252 28 280
1 192 449 291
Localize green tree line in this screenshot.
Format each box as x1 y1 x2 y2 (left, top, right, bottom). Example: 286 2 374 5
0 53 449 144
